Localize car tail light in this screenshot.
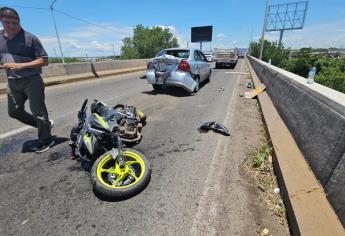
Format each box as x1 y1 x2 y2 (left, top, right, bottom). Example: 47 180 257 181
178 60 191 73
147 62 155 69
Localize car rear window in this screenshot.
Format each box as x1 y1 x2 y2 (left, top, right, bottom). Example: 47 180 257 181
156 50 190 59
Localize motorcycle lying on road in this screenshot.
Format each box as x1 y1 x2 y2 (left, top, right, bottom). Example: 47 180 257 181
70 99 151 199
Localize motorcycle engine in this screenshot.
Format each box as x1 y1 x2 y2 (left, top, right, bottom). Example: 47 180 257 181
118 106 137 137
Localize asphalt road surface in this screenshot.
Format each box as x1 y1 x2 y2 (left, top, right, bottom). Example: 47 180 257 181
0 60 289 236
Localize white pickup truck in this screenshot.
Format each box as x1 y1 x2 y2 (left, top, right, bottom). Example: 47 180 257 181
213 48 238 69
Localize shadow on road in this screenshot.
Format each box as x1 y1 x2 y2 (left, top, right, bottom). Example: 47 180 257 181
22 136 69 153
142 82 209 97
142 87 191 97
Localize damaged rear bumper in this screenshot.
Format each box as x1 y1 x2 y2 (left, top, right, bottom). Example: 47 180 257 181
146 69 197 93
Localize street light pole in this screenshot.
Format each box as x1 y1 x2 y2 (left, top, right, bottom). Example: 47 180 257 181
259 0 269 60
50 0 65 64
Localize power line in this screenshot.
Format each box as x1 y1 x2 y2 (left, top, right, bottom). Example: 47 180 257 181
2 5 122 34
1 5 49 10
54 8 122 34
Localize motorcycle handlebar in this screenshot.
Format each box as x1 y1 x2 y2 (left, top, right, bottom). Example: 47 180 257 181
81 99 88 111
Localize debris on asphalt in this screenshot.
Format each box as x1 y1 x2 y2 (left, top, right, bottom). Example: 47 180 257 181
274 187 280 194
199 121 230 136
219 87 225 91
245 81 253 88
244 84 266 99
239 93 244 97
258 184 266 192
21 219 28 225
260 228 270 236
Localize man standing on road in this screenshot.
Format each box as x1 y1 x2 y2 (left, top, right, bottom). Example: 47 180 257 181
0 7 54 153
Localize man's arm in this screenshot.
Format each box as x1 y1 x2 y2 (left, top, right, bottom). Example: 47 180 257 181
0 57 48 70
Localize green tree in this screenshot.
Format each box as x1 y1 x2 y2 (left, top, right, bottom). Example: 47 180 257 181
249 39 290 68
249 39 345 94
121 25 179 59
315 57 345 93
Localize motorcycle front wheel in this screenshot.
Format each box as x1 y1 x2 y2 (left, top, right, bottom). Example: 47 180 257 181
91 149 151 200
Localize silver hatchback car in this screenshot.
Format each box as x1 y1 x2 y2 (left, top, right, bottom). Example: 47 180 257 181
145 48 211 94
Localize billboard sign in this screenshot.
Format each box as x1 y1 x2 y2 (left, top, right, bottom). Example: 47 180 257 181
191 26 213 43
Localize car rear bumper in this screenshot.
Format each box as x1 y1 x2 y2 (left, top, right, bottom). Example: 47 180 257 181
146 69 197 93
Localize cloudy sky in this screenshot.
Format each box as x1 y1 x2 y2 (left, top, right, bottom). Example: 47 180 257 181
1 0 344 57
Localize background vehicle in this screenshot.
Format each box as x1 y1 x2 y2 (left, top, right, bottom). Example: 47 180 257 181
213 48 238 69
203 51 214 62
145 48 211 94
237 48 247 59
70 99 151 199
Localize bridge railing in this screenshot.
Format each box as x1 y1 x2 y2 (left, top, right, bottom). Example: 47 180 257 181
248 56 345 225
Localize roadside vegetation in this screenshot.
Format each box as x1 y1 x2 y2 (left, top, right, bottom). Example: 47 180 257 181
242 131 287 226
48 57 83 63
121 25 179 59
250 40 345 94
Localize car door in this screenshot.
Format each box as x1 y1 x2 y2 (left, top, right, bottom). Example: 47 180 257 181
196 50 209 81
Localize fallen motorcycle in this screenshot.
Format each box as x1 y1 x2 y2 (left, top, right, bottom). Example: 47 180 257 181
90 100 147 145
70 99 151 199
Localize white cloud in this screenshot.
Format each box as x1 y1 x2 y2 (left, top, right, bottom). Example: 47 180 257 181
44 20 345 57
39 23 133 57
216 33 227 40
263 19 345 48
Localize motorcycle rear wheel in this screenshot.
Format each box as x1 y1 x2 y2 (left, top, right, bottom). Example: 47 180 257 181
91 148 151 200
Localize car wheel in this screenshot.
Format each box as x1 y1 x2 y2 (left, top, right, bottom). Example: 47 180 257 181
206 70 211 83
193 77 200 93
152 84 162 91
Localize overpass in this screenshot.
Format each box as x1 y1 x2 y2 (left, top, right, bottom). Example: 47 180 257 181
248 56 345 234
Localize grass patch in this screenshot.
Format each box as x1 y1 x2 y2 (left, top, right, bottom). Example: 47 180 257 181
242 133 287 225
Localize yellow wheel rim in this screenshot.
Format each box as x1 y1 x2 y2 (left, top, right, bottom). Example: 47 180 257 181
96 151 146 189
136 109 145 119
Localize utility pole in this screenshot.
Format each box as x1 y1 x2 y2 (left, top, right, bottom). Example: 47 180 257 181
50 0 65 64
112 43 116 60
259 0 269 60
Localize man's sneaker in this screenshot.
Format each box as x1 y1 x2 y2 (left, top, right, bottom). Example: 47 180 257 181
34 139 55 153
50 120 55 129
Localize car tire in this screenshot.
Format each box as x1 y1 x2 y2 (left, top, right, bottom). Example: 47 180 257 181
206 70 211 83
193 77 200 94
152 84 162 91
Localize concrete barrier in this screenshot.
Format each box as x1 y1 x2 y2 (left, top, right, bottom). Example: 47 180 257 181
248 56 345 226
0 59 148 94
1 59 149 81
0 70 6 83
92 59 149 72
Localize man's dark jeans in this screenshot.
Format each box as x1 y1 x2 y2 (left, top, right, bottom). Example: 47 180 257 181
7 76 52 143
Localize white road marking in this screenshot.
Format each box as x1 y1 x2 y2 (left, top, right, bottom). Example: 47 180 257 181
0 71 146 139
21 219 29 225
225 71 250 75
0 70 145 100
0 126 32 140
190 62 245 236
